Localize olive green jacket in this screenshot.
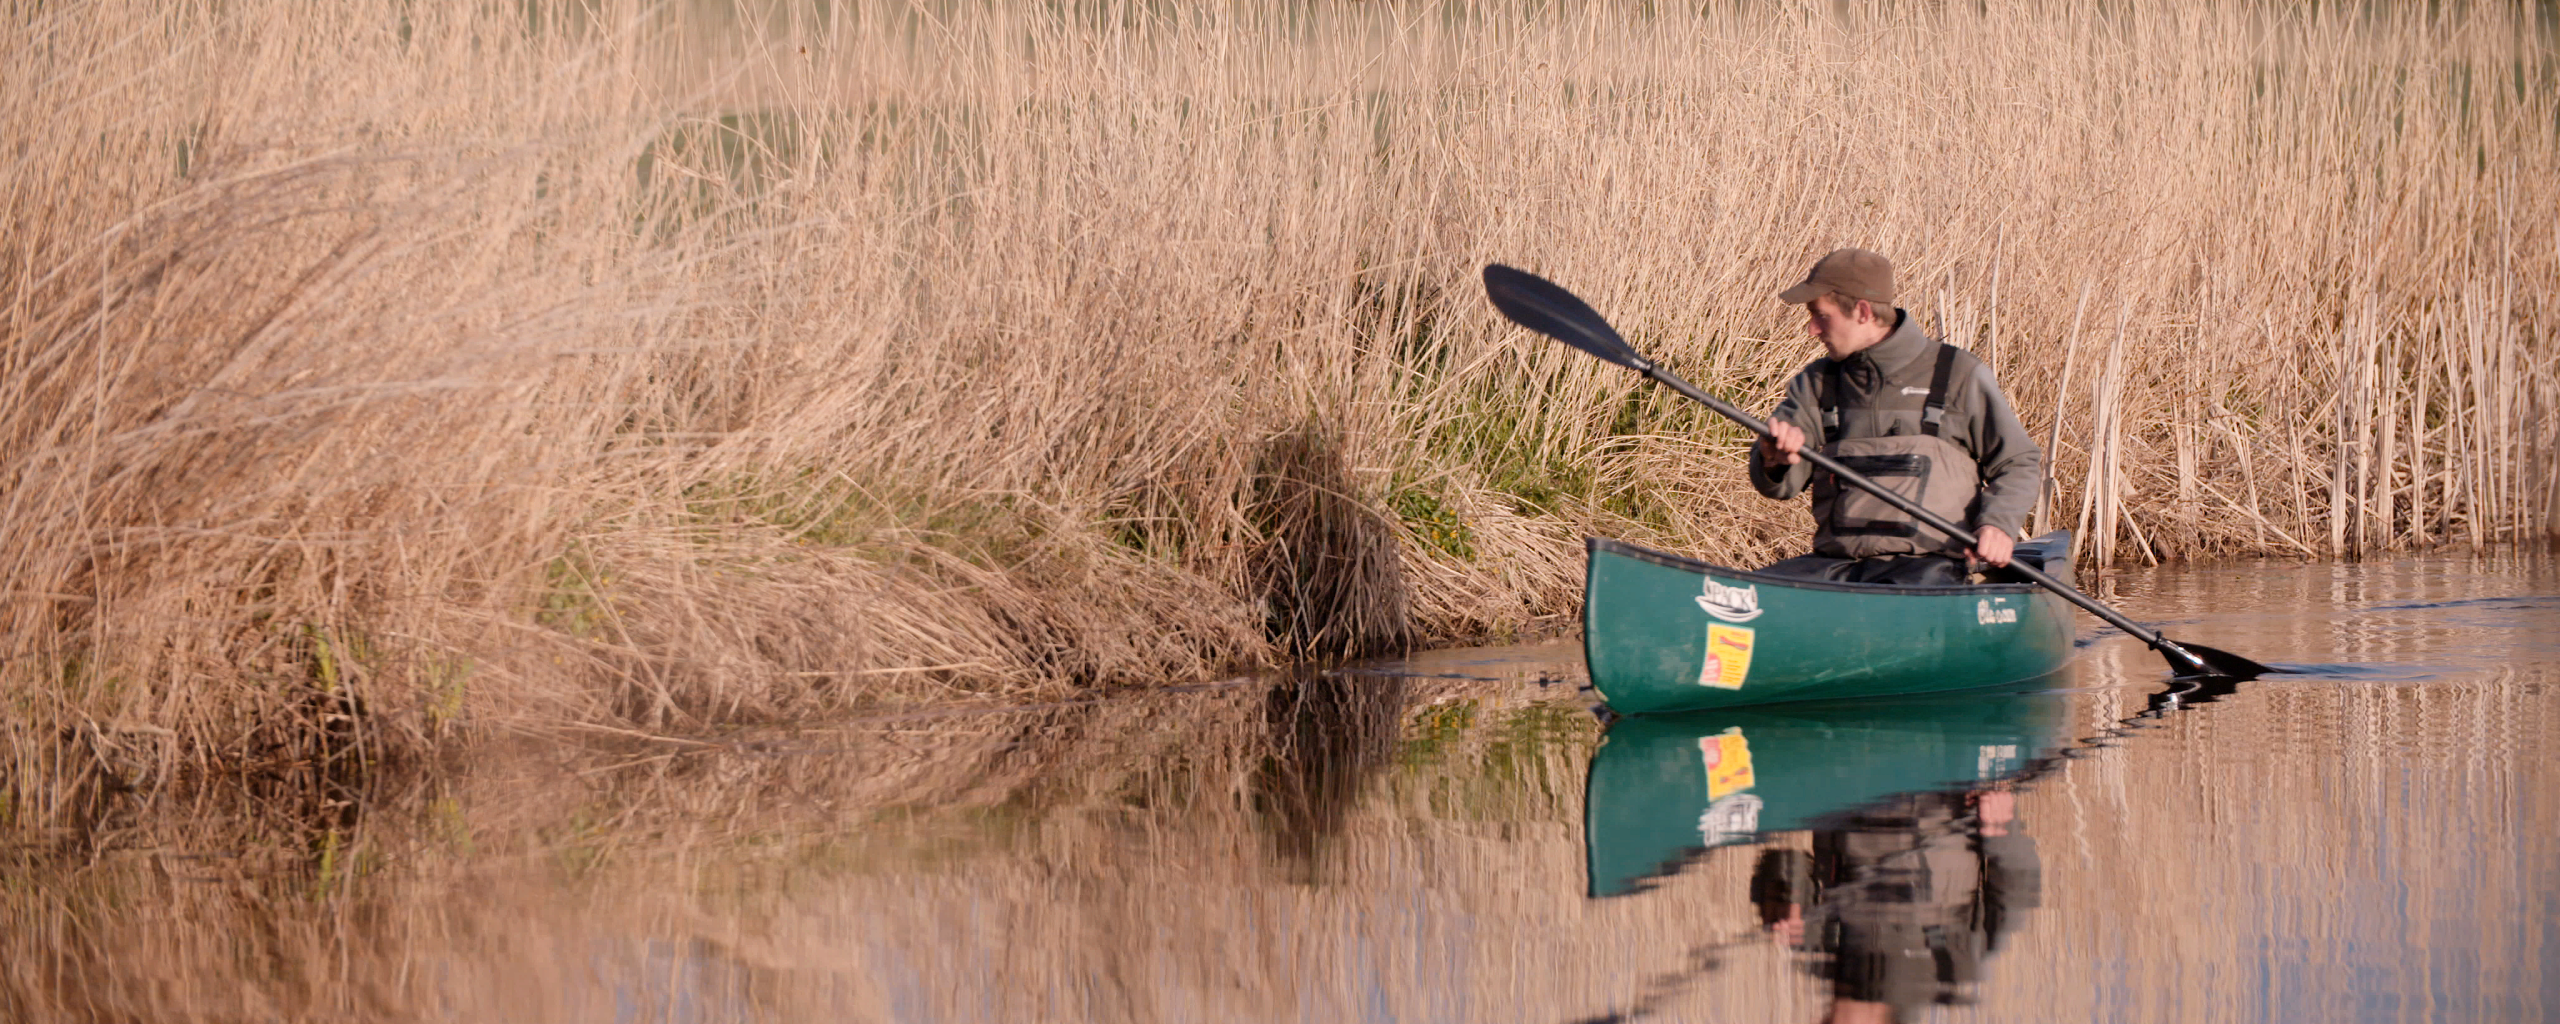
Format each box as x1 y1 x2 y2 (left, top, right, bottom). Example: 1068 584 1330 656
1747 311 2044 542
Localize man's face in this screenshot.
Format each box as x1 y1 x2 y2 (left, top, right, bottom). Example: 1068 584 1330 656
1802 294 1887 360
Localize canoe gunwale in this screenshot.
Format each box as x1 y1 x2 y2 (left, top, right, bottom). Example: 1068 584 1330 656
1584 537 2051 597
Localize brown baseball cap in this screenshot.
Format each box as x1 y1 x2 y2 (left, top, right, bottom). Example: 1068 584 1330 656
1777 248 1895 307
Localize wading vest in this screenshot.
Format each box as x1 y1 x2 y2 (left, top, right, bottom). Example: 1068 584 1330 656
1810 343 1978 558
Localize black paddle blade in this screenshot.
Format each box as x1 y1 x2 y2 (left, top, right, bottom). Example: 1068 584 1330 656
1482 263 1649 370
2158 638 2279 680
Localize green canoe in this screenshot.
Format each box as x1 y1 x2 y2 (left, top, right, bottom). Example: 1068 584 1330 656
1582 533 2078 714
1585 686 2068 896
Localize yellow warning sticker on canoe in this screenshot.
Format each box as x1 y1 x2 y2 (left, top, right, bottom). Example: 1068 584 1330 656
1699 727 1755 800
1698 624 1755 690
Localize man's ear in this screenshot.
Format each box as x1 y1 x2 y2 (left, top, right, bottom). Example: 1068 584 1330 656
1856 300 1878 324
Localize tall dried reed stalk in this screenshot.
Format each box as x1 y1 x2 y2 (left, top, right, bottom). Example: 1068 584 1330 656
3 0 2554 795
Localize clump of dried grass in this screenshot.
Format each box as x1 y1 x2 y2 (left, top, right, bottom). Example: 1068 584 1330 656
2 0 2554 802
1252 421 1412 660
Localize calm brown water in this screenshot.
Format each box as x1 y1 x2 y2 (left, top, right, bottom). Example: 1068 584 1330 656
7 548 2556 1023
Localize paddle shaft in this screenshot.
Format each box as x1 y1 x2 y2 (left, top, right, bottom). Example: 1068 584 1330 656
1632 362 2215 676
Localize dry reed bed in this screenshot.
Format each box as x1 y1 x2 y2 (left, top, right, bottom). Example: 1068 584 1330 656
2 0 2554 798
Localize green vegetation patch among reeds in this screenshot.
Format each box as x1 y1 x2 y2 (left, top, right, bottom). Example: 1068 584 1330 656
3 0 2556 799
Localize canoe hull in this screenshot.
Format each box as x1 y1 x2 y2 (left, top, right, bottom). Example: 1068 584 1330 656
1581 537 2076 714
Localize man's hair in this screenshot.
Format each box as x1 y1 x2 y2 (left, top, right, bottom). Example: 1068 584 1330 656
1821 290 1887 324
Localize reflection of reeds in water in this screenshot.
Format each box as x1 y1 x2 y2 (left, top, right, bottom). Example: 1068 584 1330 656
0 677 1604 1022
2 2 2555 793
5 662 2552 1023
1253 670 1413 872
2012 664 2560 1024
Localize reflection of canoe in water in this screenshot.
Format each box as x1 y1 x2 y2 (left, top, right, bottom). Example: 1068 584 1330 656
1581 534 2078 714
1584 687 2067 897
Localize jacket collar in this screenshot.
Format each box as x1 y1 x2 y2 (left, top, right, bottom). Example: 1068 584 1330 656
1832 309 1934 382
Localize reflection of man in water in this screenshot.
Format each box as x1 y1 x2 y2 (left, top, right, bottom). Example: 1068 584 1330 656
1752 788 2041 1023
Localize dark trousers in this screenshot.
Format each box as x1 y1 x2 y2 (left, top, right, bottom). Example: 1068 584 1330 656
1759 553 1971 586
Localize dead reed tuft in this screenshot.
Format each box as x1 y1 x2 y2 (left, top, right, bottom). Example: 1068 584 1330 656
1 0 2553 796
1252 422 1414 660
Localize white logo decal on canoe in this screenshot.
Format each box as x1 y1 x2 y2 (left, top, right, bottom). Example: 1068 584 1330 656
1698 793 1763 845
1977 743 2020 779
1696 579 1763 623
1976 598 2018 625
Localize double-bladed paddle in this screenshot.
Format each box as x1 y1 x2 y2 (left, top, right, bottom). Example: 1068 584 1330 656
1481 262 2273 680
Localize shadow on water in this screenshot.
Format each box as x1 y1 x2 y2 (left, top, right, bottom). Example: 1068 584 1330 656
1573 671 2251 1024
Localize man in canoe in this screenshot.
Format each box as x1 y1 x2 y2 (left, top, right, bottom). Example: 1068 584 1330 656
1751 248 2043 585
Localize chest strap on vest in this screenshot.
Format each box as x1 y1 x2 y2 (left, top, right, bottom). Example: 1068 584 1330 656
1818 342 1961 437
1919 343 1957 437
1818 362 1842 435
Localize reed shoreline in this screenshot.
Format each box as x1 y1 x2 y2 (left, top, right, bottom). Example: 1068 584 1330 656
4 0 2555 802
